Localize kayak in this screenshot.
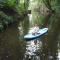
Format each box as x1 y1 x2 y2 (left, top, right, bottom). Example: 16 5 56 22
24 28 48 40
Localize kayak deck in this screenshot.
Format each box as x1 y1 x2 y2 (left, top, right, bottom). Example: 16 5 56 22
24 28 48 40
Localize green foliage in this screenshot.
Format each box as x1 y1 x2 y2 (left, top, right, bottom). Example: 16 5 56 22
16 0 29 13
32 14 45 26
42 0 52 10
0 0 29 32
0 0 29 15
53 0 60 12
0 11 13 32
0 0 16 7
42 0 60 12
16 3 25 13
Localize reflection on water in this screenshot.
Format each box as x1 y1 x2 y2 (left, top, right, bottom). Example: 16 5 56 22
23 39 42 60
0 14 60 60
0 23 26 60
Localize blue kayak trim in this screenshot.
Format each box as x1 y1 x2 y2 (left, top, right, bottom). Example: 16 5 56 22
24 28 48 40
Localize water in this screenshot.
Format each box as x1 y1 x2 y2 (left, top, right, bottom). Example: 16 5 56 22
0 14 60 60
23 39 42 60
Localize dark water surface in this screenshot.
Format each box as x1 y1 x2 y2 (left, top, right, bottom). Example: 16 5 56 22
0 15 60 60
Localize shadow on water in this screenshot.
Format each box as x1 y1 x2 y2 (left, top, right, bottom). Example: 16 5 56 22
0 22 26 60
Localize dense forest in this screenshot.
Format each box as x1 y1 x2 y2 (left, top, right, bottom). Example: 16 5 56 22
0 0 60 60
0 0 29 32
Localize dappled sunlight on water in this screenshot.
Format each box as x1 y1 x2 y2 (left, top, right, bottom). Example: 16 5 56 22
23 39 42 60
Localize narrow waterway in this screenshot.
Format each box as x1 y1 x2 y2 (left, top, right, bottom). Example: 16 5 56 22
0 14 60 60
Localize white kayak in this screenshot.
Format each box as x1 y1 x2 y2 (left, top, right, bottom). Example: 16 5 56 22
24 28 48 40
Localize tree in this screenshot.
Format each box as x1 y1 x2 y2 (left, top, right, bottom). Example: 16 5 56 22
41 0 60 59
